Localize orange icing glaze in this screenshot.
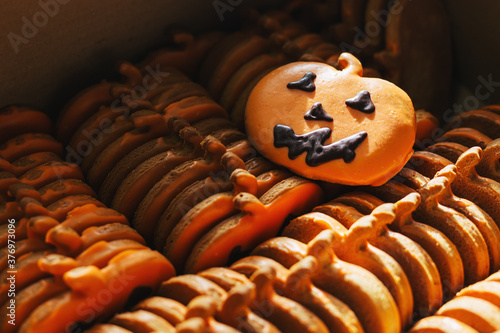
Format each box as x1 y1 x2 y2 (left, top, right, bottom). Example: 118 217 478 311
245 53 416 185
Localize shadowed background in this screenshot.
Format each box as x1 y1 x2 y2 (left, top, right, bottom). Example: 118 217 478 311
0 0 498 118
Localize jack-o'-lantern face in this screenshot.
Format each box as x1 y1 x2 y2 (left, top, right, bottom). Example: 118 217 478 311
245 53 416 186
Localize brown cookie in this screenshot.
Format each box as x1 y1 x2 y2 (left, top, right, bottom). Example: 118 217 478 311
219 53 287 112
422 165 500 273
57 81 116 143
451 147 500 227
99 135 181 205
436 127 492 149
184 176 323 273
164 168 291 272
230 66 278 129
21 195 105 221
0 106 53 144
109 310 176 333
444 109 500 140
198 32 252 87
157 274 227 306
435 296 500 332
86 112 169 190
0 172 19 203
9 152 62 178
248 266 330 333
139 31 226 78
152 82 209 112
18 161 84 189
0 133 63 163
80 110 158 173
80 224 145 251
407 151 453 179
216 281 282 333
476 139 500 183
111 127 206 220
0 277 67 333
162 95 228 124
0 250 54 305
0 237 51 272
37 179 96 207
133 136 249 244
67 106 130 165
133 296 187 326
413 170 490 285
306 230 401 333
425 142 469 163
45 205 128 256
206 34 271 100
76 239 147 268
409 315 480 333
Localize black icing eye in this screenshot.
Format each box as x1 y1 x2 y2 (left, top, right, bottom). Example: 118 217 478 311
287 72 316 92
304 102 333 122
345 90 375 113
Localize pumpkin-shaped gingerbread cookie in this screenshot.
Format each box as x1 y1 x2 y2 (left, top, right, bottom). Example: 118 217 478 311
245 53 416 185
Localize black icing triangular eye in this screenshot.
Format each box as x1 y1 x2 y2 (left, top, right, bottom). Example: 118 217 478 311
345 90 375 113
304 102 333 122
287 72 316 92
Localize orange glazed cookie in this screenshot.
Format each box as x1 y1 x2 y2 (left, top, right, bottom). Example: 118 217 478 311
245 52 415 185
0 106 53 144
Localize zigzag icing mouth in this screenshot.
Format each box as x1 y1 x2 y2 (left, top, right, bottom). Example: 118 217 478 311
273 124 367 166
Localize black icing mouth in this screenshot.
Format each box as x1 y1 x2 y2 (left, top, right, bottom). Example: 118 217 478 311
273 124 367 166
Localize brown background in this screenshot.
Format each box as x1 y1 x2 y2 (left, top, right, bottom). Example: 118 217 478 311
442 0 500 110
1 0 499 118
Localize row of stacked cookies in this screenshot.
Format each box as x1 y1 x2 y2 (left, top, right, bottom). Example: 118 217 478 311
0 88 340 332
33 39 400 333
4 92 491 330
253 109 500 331
0 106 340 330
47 5 497 331
61 100 499 332
0 3 492 333
80 109 500 332
55 61 326 274
85 231 395 333
409 270 500 332
406 107 500 331
411 106 500 227
2 66 498 333
0 107 176 333
0 60 423 332
425 106 500 181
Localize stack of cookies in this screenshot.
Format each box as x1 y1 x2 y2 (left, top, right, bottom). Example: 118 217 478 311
410 270 500 332
79 141 500 332
0 106 175 333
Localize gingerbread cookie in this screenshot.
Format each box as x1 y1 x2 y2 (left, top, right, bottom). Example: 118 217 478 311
245 53 415 185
